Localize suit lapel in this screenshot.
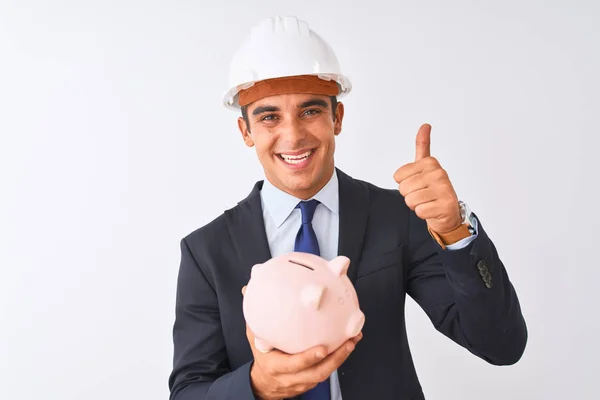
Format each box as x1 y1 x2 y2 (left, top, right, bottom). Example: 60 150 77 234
335 168 370 399
336 168 369 284
225 180 272 281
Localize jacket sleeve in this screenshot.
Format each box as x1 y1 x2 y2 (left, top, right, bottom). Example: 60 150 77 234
406 210 528 365
168 237 257 399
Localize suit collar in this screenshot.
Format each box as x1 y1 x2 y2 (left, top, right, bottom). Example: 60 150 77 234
260 170 340 228
225 168 369 285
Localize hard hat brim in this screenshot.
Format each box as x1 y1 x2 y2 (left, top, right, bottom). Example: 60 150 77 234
223 73 352 110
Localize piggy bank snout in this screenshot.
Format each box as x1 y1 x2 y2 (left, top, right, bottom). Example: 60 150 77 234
346 310 365 338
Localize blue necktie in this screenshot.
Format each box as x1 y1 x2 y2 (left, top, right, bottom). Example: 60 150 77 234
294 199 331 400
295 200 321 256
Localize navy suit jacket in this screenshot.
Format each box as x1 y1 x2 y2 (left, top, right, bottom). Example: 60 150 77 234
168 168 527 399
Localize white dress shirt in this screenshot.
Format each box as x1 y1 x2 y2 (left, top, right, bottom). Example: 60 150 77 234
259 170 477 399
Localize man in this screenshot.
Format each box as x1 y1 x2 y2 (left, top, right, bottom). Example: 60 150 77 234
168 16 527 400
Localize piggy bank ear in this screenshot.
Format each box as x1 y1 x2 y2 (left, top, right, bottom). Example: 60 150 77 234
301 284 326 310
250 263 262 279
328 256 350 276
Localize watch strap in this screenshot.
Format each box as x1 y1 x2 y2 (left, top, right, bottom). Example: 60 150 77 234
428 223 473 249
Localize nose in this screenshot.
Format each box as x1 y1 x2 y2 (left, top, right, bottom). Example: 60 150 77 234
276 117 306 142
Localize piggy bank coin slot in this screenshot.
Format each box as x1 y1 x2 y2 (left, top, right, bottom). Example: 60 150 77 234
288 259 314 271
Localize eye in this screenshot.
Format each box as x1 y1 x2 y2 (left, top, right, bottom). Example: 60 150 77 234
260 114 277 121
302 109 321 117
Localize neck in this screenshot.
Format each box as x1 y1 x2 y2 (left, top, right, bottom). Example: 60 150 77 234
267 166 335 200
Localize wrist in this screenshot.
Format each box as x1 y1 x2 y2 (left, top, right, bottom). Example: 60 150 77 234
428 202 474 248
429 223 472 245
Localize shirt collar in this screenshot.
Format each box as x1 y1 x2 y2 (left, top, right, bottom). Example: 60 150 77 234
260 170 339 228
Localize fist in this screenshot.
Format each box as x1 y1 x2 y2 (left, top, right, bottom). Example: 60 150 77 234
393 124 462 234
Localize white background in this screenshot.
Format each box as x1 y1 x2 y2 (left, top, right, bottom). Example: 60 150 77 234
1 1 599 399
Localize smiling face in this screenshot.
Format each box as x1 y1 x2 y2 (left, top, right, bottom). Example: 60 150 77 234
237 93 344 199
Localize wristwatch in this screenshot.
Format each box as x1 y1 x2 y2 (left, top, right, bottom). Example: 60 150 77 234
458 200 476 235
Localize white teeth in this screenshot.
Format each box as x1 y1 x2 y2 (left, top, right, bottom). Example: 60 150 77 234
280 150 313 164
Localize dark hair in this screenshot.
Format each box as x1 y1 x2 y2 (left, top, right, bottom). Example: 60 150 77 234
241 96 338 132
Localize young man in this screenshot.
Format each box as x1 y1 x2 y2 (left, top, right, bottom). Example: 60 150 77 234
168 16 527 400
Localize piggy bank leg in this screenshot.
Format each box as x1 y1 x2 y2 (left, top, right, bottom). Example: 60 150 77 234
346 311 365 338
254 337 274 353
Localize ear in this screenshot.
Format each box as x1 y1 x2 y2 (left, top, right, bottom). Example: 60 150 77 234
300 284 326 310
334 102 344 136
238 116 255 147
328 256 350 276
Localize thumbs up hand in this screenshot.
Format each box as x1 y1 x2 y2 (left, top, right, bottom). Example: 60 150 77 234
393 124 462 234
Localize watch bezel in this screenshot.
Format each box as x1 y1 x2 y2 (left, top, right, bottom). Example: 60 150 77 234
458 200 475 234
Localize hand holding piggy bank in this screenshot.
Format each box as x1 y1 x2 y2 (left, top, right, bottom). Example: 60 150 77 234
242 252 365 355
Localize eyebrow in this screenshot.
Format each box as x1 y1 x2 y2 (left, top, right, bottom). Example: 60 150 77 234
252 105 279 115
298 99 329 109
251 98 329 116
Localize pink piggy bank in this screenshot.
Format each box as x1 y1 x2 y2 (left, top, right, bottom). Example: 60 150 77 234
242 252 365 355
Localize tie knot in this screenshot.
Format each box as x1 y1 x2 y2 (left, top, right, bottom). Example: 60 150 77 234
296 199 320 224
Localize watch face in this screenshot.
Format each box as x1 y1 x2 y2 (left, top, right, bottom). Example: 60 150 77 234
458 201 475 234
459 201 471 226
459 201 467 220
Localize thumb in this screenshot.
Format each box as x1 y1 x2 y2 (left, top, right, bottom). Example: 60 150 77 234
415 123 431 161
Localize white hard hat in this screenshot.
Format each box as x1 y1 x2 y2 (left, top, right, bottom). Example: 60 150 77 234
223 16 352 110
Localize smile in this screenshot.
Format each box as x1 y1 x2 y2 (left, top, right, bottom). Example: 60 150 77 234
278 149 315 164
276 149 316 169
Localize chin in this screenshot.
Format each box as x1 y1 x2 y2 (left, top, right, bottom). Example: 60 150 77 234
265 152 332 196
283 175 314 190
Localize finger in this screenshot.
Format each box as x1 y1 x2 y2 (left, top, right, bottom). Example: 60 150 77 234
397 172 428 197
274 337 359 398
393 162 422 184
269 343 329 375
415 123 431 161
394 158 440 184
404 188 437 211
241 285 247 296
414 200 444 220
246 323 291 375
245 320 327 375
291 337 359 385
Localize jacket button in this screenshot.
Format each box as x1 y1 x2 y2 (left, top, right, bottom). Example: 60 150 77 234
477 260 487 271
482 272 492 284
477 260 492 288
477 261 489 276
